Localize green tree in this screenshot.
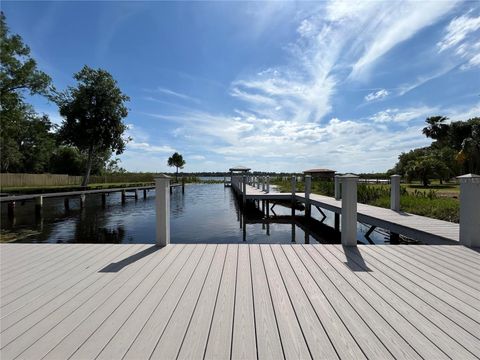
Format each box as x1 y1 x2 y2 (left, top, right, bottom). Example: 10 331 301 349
167 152 186 181
405 156 449 186
422 116 449 143
55 66 129 186
0 11 53 172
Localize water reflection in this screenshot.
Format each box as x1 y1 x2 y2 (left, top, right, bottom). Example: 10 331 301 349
1 184 393 244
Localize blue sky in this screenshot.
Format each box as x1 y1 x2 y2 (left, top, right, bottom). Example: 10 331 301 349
3 1 480 173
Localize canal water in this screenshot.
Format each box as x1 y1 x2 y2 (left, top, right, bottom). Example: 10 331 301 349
1 184 390 244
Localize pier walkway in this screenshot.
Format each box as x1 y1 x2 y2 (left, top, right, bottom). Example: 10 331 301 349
241 184 459 244
1 243 479 360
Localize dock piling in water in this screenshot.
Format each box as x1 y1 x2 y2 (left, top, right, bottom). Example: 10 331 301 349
291 176 296 217
305 175 311 218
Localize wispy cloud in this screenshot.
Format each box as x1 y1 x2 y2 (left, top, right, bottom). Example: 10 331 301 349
365 89 389 102
146 87 201 104
438 12 480 69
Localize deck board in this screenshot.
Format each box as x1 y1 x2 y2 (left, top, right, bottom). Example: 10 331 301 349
1 243 480 360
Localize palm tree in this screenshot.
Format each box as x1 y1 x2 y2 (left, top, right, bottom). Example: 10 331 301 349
167 152 186 181
422 116 449 141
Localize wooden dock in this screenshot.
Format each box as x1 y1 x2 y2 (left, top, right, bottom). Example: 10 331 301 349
240 183 460 244
1 243 479 359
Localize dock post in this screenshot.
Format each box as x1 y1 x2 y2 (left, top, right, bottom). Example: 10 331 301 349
458 174 480 247
155 174 171 247
121 190 126 204
7 201 15 219
64 198 70 211
80 194 86 208
305 175 311 218
242 175 247 207
262 177 265 192
143 189 147 200
101 193 107 207
340 174 359 246
182 177 185 193
291 175 296 217
334 175 341 200
266 176 270 193
34 196 43 216
390 175 401 211
134 189 138 201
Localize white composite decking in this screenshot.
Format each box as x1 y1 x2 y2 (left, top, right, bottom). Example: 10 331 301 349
1 243 479 359
242 184 460 244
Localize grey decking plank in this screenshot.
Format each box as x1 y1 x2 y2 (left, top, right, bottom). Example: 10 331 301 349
292 245 393 359
176 245 228 360
328 245 480 357
434 245 480 261
261 245 311 360
425 246 480 270
281 245 366 360
119 244 210 360
204 244 238 360
0 245 131 330
362 246 480 321
1 245 99 300
0 245 66 273
1 244 93 290
16 245 172 360
392 246 480 290
151 245 223 359
0 245 149 359
75 244 196 360
371 246 480 309
271 245 338 360
305 245 424 360
317 245 477 359
42 245 182 360
248 244 284 360
231 244 257 360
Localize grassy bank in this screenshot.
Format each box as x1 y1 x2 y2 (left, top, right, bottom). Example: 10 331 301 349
271 179 459 223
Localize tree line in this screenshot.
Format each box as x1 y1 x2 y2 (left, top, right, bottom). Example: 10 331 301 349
0 12 129 186
390 116 480 186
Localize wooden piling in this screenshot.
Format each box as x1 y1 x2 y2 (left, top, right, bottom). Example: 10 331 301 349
101 193 107 207
79 194 86 209
291 175 296 217
305 175 311 218
121 190 126 204
35 196 43 216
7 201 15 218
182 177 185 193
143 189 147 200
64 198 70 211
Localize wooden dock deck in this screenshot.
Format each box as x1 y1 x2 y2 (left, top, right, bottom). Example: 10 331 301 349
1 243 479 359
242 184 460 244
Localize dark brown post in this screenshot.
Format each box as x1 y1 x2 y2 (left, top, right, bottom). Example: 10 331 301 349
64 198 70 211
7 201 15 219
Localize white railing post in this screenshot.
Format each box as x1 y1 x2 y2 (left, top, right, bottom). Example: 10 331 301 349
458 174 480 247
261 177 265 192
266 176 270 193
340 174 359 246
334 175 341 200
305 175 311 218
155 174 171 247
390 175 401 211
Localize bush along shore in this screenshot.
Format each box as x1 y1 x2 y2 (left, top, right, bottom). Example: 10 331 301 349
271 179 459 223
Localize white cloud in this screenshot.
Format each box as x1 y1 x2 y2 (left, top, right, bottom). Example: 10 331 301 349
146 87 201 104
127 141 175 153
438 13 480 69
370 106 437 123
350 1 458 80
365 89 389 102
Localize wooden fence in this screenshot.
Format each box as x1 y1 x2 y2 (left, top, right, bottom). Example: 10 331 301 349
0 173 83 187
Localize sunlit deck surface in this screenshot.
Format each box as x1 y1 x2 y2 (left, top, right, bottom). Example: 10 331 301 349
1 243 479 359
